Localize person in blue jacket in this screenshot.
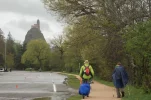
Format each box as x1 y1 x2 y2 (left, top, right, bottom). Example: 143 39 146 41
112 62 128 98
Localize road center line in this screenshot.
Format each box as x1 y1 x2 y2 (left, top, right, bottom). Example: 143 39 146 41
51 73 57 92
53 82 57 92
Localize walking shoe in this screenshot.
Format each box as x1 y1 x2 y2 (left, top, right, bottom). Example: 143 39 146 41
121 92 125 97
117 96 121 98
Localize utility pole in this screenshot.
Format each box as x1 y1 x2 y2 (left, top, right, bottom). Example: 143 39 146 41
4 36 7 71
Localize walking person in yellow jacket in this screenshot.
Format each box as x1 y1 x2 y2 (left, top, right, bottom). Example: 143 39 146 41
79 60 94 83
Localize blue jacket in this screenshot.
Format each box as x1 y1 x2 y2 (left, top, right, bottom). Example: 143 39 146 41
112 66 128 88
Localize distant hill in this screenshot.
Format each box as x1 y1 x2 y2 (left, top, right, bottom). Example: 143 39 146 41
24 19 45 44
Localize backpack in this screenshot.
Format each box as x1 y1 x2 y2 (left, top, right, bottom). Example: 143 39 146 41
79 83 90 95
84 66 90 76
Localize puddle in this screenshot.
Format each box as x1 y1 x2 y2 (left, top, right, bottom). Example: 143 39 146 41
32 89 77 100
0 71 77 100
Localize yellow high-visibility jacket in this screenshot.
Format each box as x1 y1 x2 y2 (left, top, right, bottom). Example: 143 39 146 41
79 65 94 79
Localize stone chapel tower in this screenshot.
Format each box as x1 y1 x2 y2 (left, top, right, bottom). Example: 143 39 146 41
37 19 40 30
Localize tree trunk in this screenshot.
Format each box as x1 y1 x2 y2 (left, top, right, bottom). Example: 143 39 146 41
148 0 151 18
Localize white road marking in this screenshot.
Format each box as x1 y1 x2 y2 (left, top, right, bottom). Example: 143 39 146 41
51 73 57 92
53 82 57 92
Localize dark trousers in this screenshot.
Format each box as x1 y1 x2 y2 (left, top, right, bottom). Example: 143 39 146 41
82 77 93 83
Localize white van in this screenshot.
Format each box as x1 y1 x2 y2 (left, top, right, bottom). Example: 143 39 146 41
0 68 4 72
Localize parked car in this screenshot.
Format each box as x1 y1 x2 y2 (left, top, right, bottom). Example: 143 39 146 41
0 68 4 72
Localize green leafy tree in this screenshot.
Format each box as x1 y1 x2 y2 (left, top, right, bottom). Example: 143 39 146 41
0 53 4 67
63 17 108 76
42 0 151 88
0 29 4 54
5 32 15 68
7 32 15 54
49 48 62 71
6 53 14 69
49 35 65 71
0 29 4 67
124 20 151 92
21 40 51 70
42 0 151 67
51 35 64 60
14 42 24 70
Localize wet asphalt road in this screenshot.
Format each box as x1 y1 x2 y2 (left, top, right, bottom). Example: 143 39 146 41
0 71 71 100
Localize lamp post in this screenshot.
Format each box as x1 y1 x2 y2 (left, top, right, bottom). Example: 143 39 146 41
4 36 7 71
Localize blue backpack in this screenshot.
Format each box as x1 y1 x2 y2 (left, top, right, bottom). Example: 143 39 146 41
79 83 91 96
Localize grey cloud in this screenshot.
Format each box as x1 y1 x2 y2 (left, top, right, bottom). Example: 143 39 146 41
0 0 65 42
0 0 55 20
40 21 52 32
7 19 52 32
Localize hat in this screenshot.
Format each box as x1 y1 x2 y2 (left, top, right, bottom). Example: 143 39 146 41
84 60 89 64
117 62 121 65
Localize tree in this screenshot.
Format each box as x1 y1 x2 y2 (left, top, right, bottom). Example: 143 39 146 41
50 35 64 59
124 20 151 92
0 29 4 67
21 40 51 70
62 17 108 76
0 53 4 67
49 48 63 71
14 42 24 70
0 29 4 54
4 32 15 69
6 53 14 69
42 0 151 89
42 0 151 65
7 32 15 54
49 35 65 71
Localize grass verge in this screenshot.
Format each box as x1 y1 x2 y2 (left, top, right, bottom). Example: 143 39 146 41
94 76 113 87
67 95 82 100
67 74 80 89
61 73 151 100
95 76 151 100
60 73 81 100
122 85 151 100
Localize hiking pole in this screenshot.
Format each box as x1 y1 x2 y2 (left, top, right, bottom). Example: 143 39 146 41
113 88 115 97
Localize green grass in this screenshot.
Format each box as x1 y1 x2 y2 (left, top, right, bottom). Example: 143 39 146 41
122 85 151 100
67 75 80 89
66 74 81 100
95 76 151 100
62 73 151 100
60 73 81 100
94 76 113 87
25 68 35 71
60 73 80 90
59 73 80 89
95 77 151 100
67 95 82 100
33 97 51 100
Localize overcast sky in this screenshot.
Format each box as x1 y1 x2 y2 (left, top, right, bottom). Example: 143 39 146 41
0 0 65 43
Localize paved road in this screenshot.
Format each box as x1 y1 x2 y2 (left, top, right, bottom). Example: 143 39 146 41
0 71 71 100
